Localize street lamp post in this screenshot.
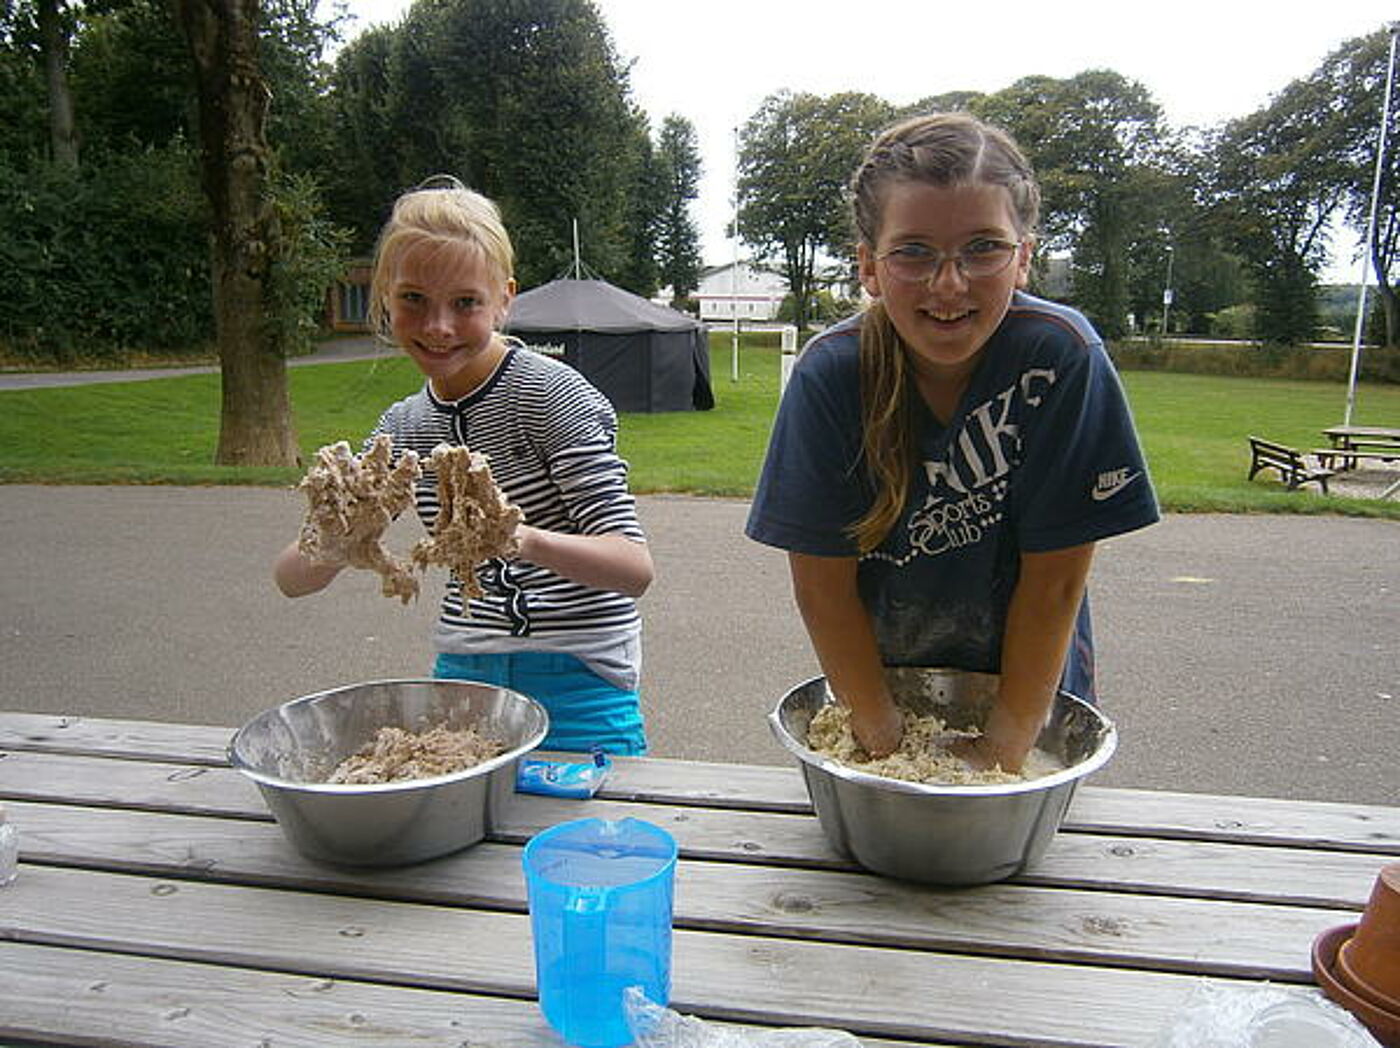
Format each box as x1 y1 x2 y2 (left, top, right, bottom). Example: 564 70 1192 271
1161 243 1175 338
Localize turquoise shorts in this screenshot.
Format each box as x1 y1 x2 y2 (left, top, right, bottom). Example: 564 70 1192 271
433 651 647 756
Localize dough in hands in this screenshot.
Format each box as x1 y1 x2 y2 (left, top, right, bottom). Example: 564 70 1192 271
411 443 524 600
296 436 422 603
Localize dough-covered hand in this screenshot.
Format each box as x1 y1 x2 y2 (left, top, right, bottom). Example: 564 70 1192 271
411 444 523 599
849 699 904 759
296 436 422 602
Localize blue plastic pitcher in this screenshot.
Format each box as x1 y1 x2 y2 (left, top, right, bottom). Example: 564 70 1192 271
522 817 678 1048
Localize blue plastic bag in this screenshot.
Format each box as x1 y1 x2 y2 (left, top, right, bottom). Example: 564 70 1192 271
516 747 612 798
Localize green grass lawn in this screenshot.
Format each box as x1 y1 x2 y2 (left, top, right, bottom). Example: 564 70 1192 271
2 342 1398 518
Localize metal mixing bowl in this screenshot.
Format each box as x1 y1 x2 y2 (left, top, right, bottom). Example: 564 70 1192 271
229 678 548 867
769 667 1116 886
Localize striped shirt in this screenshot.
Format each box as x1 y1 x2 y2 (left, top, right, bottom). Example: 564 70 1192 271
367 343 645 684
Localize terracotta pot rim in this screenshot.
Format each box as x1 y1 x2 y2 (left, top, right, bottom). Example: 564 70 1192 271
1313 923 1400 1048
1339 935 1400 1013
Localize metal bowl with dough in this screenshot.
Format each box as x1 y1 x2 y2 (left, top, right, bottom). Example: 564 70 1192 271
229 678 548 867
769 667 1116 886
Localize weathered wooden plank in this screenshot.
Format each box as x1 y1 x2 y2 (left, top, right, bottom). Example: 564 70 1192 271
6 712 1398 854
2 752 1384 910
1067 787 1400 855
0 751 849 866
3 865 1211 1047
1019 834 1381 909
0 750 267 817
1 800 1354 980
0 711 232 764
1 943 943 1048
573 750 813 812
0 941 556 1048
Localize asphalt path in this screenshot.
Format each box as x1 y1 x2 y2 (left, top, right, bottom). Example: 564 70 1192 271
1 483 1396 805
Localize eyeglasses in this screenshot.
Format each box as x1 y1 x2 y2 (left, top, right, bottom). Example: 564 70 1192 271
876 238 1022 282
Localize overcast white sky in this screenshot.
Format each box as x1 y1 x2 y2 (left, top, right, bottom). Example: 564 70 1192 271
337 0 1397 278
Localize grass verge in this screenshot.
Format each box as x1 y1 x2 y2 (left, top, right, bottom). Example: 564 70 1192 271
1 342 1397 519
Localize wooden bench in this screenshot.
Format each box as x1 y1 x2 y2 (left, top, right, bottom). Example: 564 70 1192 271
1246 436 1335 493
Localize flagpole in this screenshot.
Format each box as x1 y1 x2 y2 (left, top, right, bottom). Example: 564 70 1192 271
1344 23 1399 426
731 126 741 384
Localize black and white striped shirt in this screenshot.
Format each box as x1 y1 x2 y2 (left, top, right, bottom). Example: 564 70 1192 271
368 344 645 660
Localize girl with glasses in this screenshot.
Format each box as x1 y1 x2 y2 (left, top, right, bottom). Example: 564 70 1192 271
746 113 1158 771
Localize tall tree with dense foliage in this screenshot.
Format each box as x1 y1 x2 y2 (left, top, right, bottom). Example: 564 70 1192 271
654 113 702 302
325 0 654 291
36 0 78 164
1322 25 1400 348
737 89 894 332
3 0 80 164
975 71 1169 339
0 9 48 161
1 0 344 368
1205 56 1361 346
321 23 414 251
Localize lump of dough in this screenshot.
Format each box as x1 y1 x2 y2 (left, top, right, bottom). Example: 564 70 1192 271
807 702 1065 785
326 722 506 784
410 443 523 600
296 436 422 603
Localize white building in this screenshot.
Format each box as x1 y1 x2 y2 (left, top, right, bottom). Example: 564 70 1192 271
695 262 788 323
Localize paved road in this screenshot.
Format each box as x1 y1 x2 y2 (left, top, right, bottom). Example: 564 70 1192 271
2 484 1396 805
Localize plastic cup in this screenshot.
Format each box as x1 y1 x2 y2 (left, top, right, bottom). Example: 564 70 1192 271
522 817 678 1048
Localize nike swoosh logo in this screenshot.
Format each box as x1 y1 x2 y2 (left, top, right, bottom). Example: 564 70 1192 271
1092 472 1141 501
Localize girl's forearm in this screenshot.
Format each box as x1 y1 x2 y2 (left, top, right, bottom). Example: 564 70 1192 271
788 552 902 755
273 541 343 597
983 542 1096 768
515 526 654 597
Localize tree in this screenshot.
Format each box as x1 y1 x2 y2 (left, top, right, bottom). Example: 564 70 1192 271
330 0 655 291
0 12 48 161
1134 132 1250 337
612 123 662 294
174 0 298 466
654 113 702 303
67 0 196 151
737 89 893 332
320 24 411 251
1205 56 1364 345
975 71 1168 339
36 0 77 164
1324 26 1400 348
903 90 985 118
3 0 80 164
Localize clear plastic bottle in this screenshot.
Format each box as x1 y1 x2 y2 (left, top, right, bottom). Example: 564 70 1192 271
0 803 17 886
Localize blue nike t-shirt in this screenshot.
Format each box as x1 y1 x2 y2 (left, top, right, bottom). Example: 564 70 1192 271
744 292 1160 701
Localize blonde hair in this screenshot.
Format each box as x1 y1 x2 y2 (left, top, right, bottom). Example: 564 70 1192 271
847 113 1040 553
367 176 516 341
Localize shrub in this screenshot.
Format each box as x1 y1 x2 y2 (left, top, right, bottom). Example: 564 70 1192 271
0 147 349 365
1109 341 1400 384
0 144 212 362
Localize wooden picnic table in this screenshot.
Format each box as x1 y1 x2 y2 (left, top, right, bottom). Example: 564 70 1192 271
1320 425 1400 497
3 710 1395 1047
1322 424 1400 455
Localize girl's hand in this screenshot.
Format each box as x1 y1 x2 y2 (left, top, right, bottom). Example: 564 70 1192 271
849 698 904 758
951 731 1023 774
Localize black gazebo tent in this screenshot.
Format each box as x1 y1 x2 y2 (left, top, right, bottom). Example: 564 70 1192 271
504 279 713 413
